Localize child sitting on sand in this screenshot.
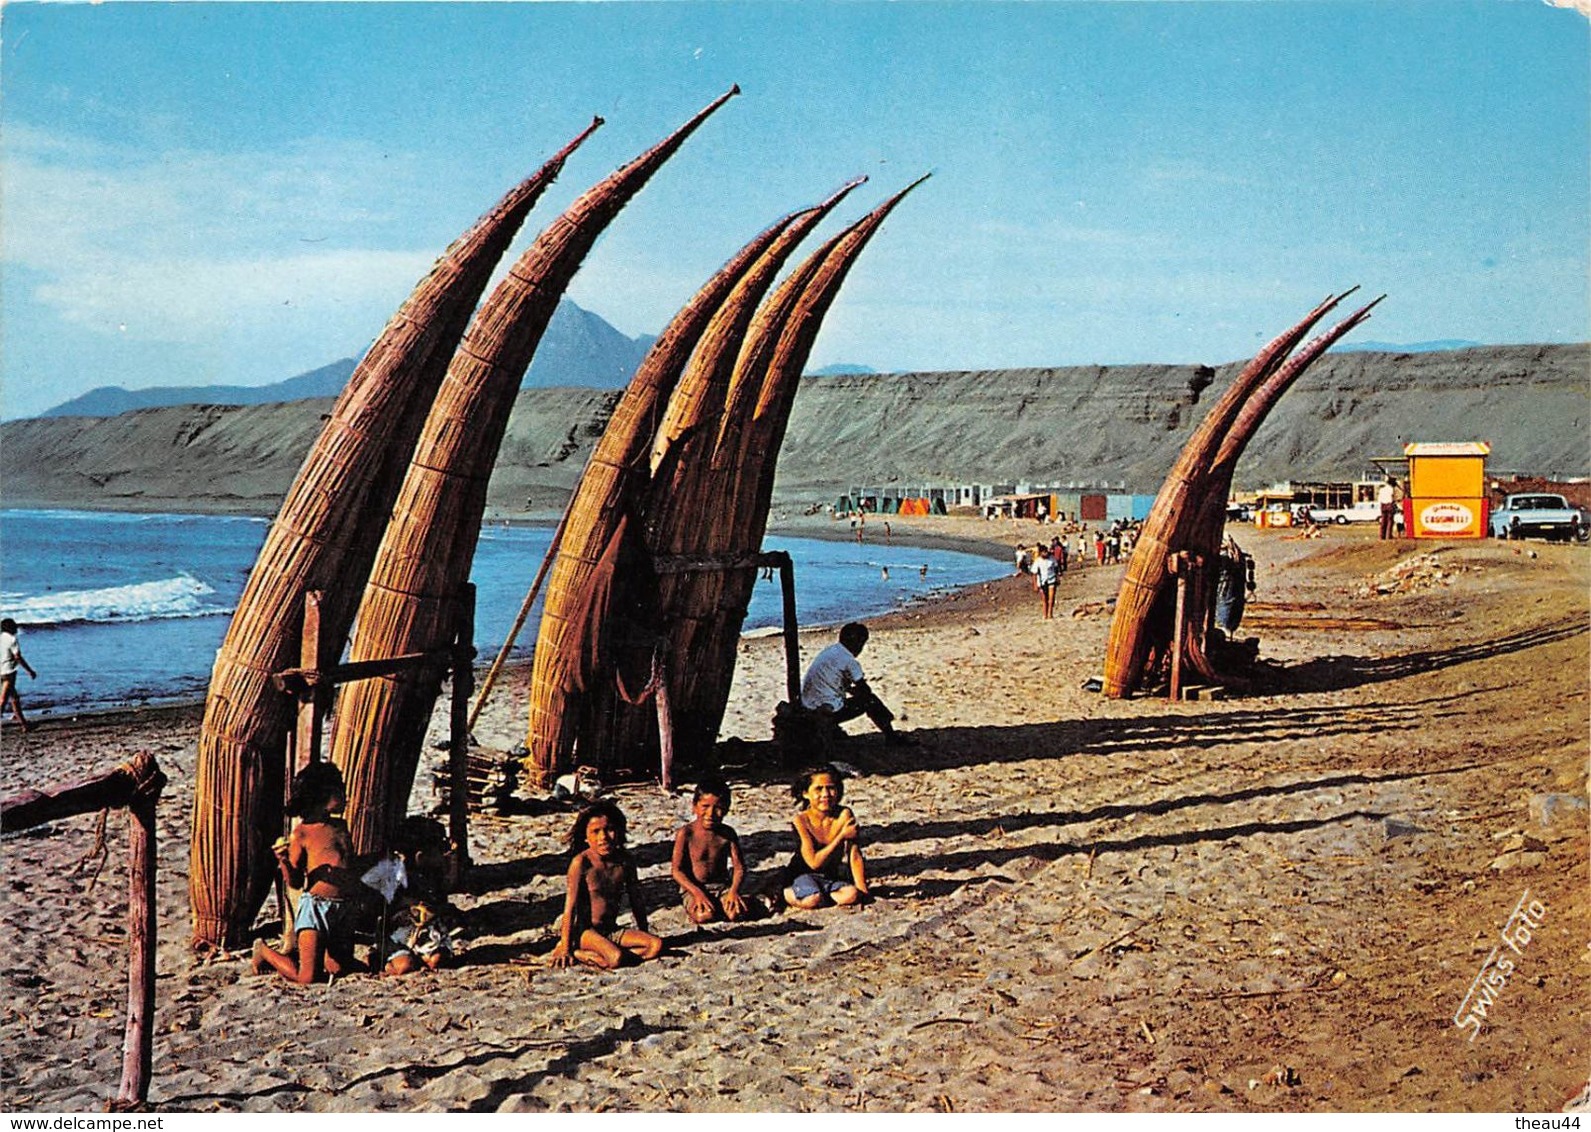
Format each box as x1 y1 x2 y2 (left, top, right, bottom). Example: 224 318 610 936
782 763 870 909
253 762 366 984
550 800 663 970
670 778 753 924
384 816 463 975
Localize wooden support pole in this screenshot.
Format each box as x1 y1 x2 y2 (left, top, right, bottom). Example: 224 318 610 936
115 767 162 1109
775 552 802 706
449 584 476 868
1169 553 1188 702
655 649 676 793
277 727 296 951
295 591 324 771
3 753 166 1110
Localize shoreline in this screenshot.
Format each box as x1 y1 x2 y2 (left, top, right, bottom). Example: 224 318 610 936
1 527 1586 1112
11 510 1031 724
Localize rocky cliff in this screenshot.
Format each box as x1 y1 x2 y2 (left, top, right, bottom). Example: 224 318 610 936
5 344 1585 516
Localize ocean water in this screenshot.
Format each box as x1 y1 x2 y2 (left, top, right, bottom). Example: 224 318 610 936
0 509 1003 717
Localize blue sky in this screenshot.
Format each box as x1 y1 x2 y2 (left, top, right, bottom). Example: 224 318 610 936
2 1 1587 420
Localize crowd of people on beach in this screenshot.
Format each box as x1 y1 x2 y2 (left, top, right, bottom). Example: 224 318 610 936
251 622 898 985
249 758 873 983
1014 520 1141 620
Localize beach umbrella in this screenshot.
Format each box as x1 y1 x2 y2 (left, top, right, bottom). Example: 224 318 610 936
188 120 601 949
330 88 739 855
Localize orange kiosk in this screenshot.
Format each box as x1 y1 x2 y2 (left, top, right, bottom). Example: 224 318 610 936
1404 442 1490 539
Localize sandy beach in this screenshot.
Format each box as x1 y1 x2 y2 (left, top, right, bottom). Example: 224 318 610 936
1 515 1585 1113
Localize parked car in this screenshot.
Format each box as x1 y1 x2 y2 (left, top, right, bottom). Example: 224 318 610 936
1489 493 1586 542
1307 502 1382 525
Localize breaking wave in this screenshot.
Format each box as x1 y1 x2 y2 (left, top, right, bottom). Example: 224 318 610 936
2 574 232 628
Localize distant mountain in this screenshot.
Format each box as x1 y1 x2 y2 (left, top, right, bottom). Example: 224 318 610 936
1333 339 1485 354
40 358 358 418
9 344 1585 517
809 363 878 376
36 300 652 418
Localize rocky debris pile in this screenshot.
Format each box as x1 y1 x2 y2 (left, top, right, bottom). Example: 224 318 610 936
1357 551 1475 597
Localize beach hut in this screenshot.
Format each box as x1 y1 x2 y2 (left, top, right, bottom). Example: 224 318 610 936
1080 493 1108 522
1405 442 1491 538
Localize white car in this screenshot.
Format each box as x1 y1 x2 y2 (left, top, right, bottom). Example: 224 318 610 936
1306 502 1381 525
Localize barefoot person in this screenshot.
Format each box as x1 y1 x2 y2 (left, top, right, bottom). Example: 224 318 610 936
800 622 911 746
1030 544 1059 619
550 801 662 970
252 762 366 984
671 778 752 925
782 764 869 910
0 619 37 732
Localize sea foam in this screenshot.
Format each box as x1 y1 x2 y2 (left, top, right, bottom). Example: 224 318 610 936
4 574 232 628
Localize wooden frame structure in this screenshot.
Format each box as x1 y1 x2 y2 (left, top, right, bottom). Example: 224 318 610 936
270 586 477 867
652 549 801 702
2 753 167 1109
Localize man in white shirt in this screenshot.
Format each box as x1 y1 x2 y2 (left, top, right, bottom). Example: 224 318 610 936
800 622 910 746
1377 478 1401 540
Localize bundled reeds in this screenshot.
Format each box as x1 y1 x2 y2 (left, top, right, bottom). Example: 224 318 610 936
1179 297 1383 683
187 121 600 948
522 202 815 786
646 179 929 766
572 180 871 774
330 88 739 854
1101 292 1381 698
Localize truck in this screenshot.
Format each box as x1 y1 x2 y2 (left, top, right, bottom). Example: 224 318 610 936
1488 493 1586 542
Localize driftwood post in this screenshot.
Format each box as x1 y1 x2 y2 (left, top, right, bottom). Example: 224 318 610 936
1 753 167 1109
1170 554 1188 702
117 765 161 1110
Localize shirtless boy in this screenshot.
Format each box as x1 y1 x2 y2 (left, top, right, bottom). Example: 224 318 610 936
670 778 752 924
550 800 663 970
252 762 366 983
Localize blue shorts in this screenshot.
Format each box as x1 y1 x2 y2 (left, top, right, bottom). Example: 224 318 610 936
789 873 850 901
294 891 353 938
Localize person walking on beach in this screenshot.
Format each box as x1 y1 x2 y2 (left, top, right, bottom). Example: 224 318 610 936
1030 544 1059 619
801 622 910 746
0 618 37 732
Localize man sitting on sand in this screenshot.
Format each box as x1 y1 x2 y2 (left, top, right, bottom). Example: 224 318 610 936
800 622 912 746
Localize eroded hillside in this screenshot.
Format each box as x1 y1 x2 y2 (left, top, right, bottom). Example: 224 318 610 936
4 344 1585 515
